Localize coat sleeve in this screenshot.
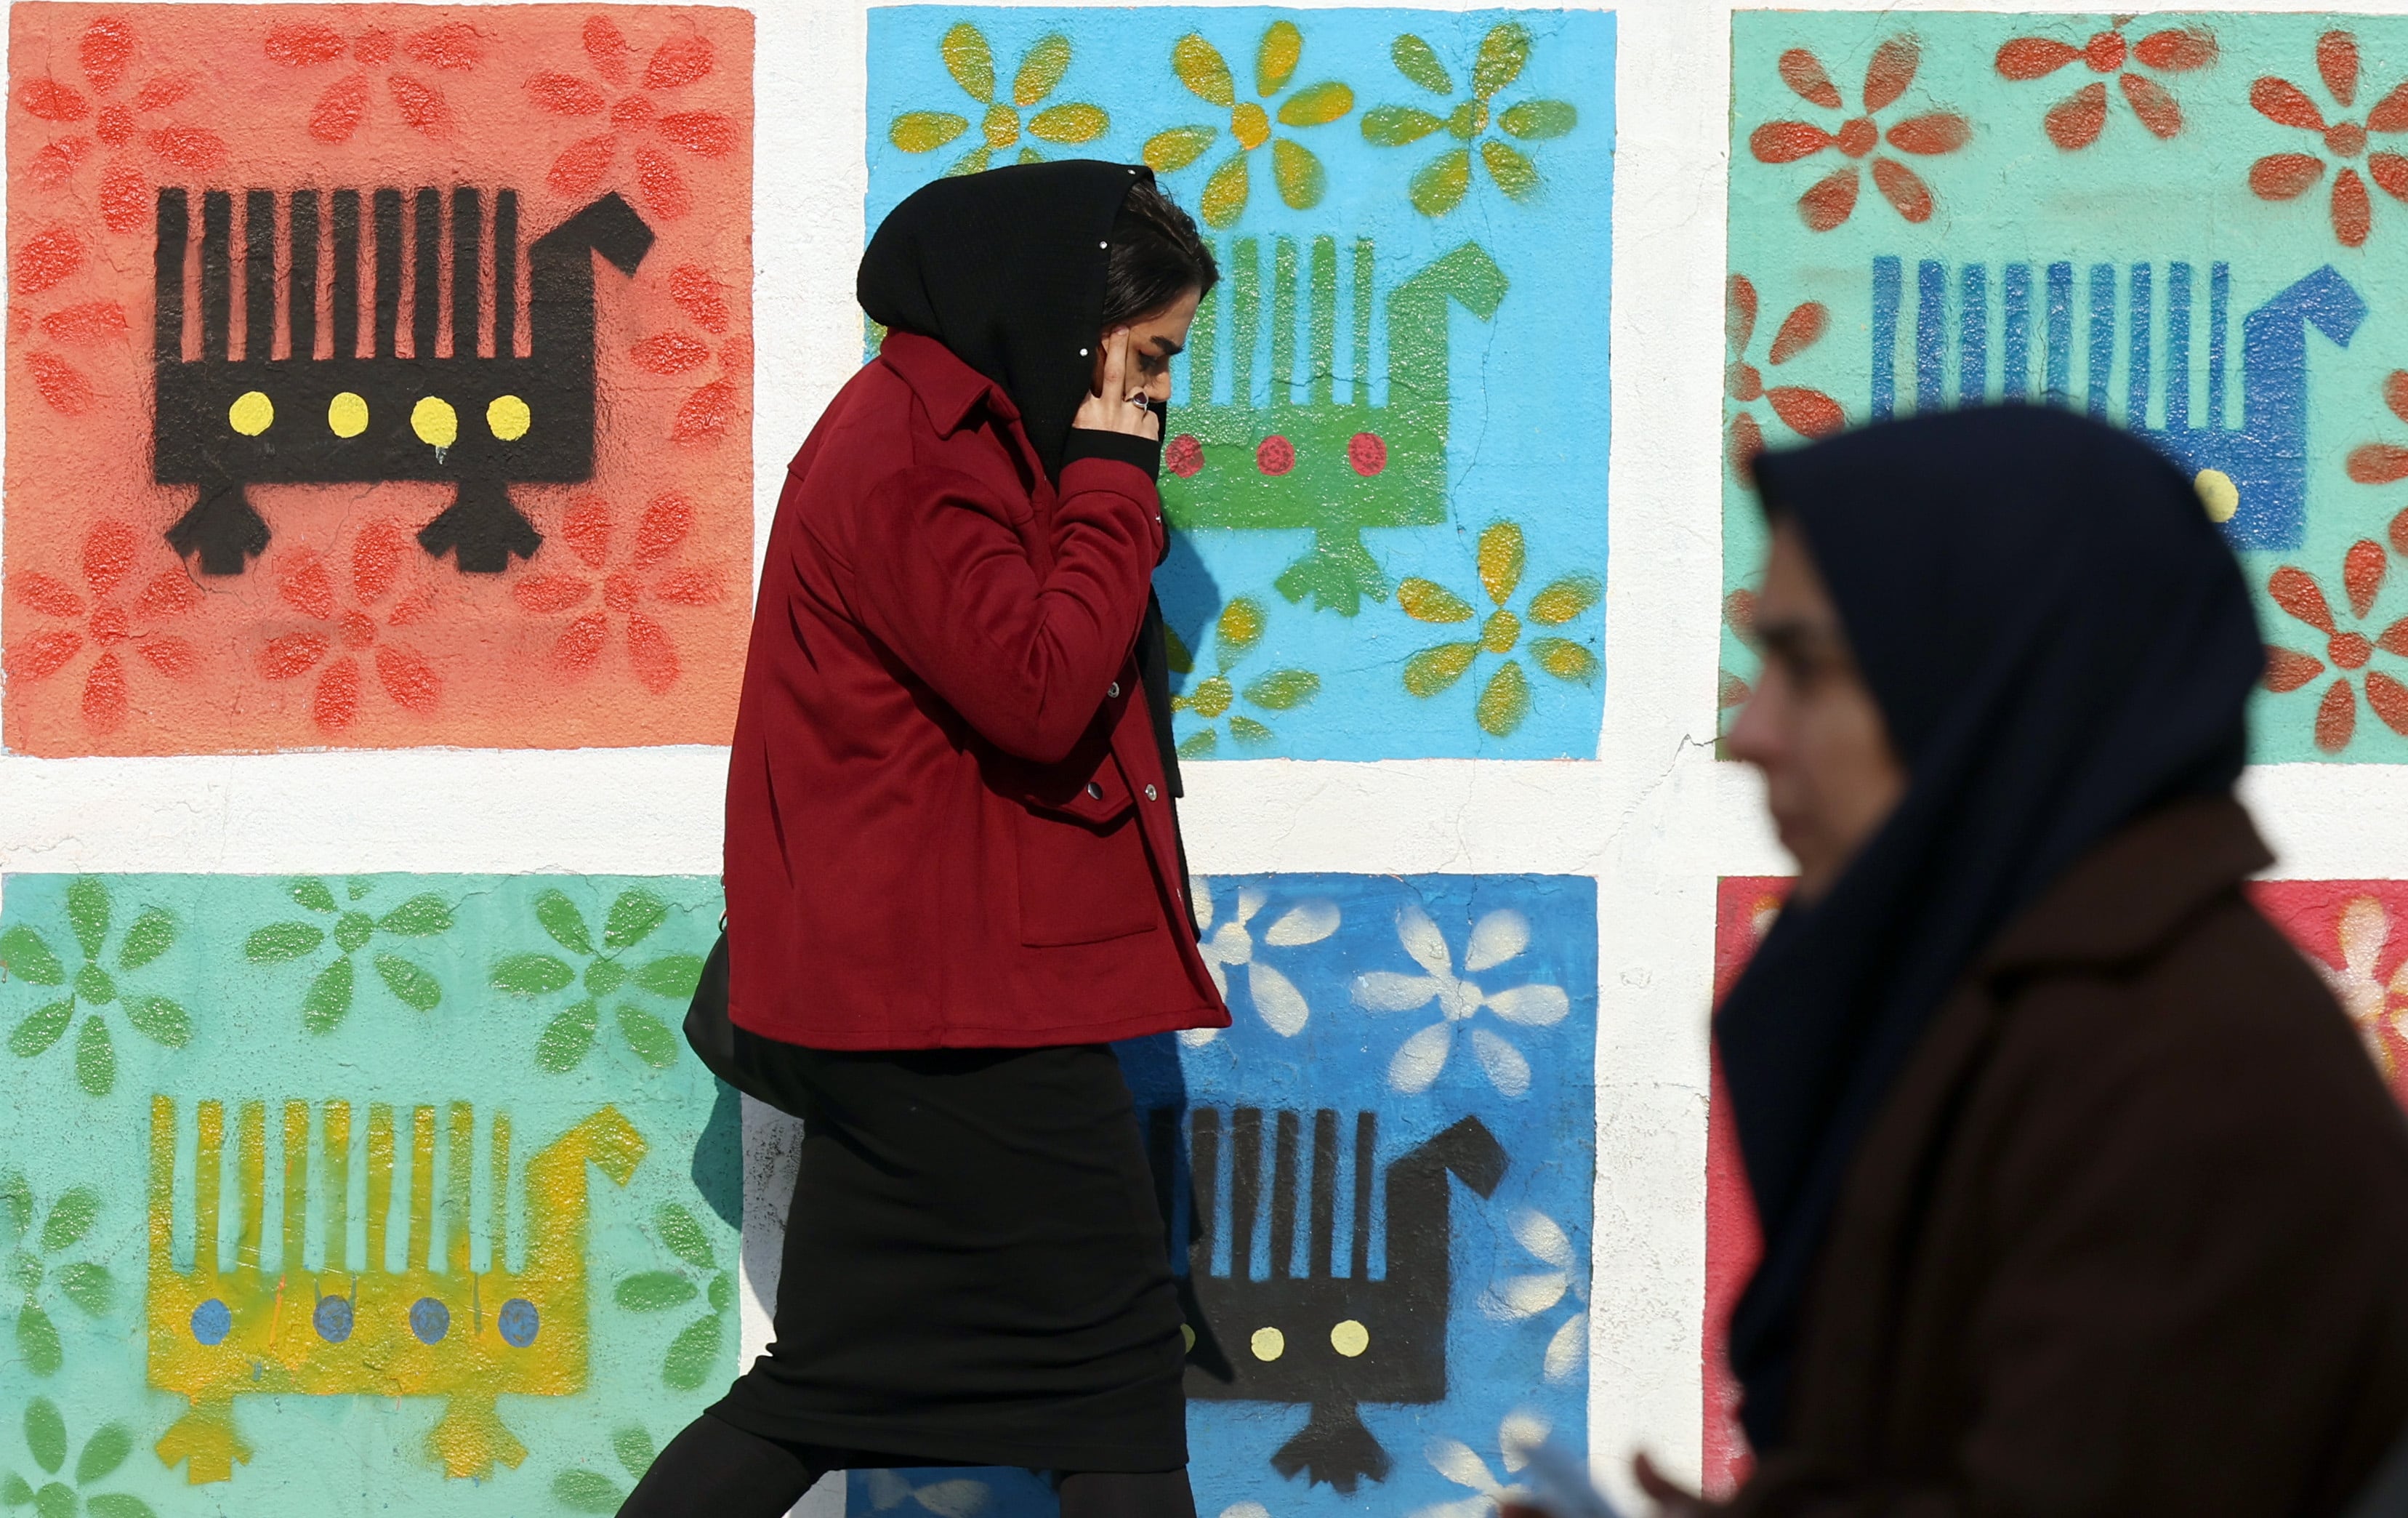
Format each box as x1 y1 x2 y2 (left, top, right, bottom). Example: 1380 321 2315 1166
844 454 1162 764
1728 962 2408 1518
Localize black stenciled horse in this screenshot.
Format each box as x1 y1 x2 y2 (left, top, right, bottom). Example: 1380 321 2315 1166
1151 1106 1507 1493
153 185 653 575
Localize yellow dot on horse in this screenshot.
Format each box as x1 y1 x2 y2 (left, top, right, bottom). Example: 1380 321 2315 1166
327 392 369 438
228 391 274 435
1329 1319 1369 1357
412 396 459 449
2195 468 2239 524
1249 1326 1285 1361
487 395 531 441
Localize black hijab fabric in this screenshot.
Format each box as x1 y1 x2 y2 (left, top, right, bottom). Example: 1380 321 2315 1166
858 158 1147 482
1718 406 2263 1449
858 160 1186 802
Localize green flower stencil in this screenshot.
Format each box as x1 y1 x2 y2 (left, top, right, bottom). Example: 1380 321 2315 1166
491 889 703 1074
551 1425 659 1514
0 1176 113 1381
3 1398 153 1518
1 878 188 1096
242 877 455 1033
1362 23 1577 215
613 1203 732 1391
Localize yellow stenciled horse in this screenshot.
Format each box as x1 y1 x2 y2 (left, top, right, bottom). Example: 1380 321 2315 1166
146 1096 645 1483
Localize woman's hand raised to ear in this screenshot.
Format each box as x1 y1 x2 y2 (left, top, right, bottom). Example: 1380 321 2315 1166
1074 327 1161 440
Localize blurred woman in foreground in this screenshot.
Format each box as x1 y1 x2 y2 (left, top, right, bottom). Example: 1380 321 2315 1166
1655 407 2408 1515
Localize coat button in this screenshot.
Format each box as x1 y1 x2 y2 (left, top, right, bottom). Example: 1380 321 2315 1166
1144 784 1159 800
1086 782 1104 800
1108 682 1121 698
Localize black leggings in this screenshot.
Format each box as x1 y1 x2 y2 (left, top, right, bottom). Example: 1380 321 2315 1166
616 1411 1198 1518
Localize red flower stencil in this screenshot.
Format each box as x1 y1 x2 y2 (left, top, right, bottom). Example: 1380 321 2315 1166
2247 31 2408 248
262 17 481 142
2263 539 2408 751
630 265 750 445
257 521 443 732
527 18 739 222
511 494 729 693
3 520 201 733
9 233 130 418
1725 275 1843 479
1749 36 1970 230
20 15 230 232
2346 372 2408 487
1719 588 1760 713
1994 18 2216 148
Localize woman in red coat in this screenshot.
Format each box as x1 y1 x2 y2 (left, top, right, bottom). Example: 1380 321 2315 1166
621 164 1229 1517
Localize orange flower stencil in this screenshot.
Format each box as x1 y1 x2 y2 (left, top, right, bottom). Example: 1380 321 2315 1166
3 520 200 734
2247 30 2408 247
1749 36 1970 230
2263 539 2408 752
1994 19 2216 148
512 494 729 694
527 17 740 222
1724 275 1842 479
257 522 443 734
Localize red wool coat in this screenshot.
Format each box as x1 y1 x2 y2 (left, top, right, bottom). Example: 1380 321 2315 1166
723 332 1230 1050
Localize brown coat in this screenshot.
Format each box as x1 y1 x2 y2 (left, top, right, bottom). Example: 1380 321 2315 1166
1732 795 2408 1518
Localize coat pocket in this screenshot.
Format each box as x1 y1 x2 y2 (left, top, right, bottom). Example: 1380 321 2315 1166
1012 792 1159 947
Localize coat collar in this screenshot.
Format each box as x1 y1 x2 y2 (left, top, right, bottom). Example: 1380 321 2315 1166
1979 792 2271 977
878 330 1022 438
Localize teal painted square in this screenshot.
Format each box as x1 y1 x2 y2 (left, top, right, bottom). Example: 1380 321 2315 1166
869 7 1614 759
0 874 733 1517
1725 12 2408 763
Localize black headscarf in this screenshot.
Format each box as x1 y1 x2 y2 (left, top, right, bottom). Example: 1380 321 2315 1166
859 158 1148 481
1718 406 2263 1448
857 160 1186 803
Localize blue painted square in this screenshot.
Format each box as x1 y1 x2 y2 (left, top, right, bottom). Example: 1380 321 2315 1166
853 872 1598 1517
868 9 1614 759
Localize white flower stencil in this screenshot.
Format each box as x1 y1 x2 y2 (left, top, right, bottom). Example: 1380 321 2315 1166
1352 902 1570 1096
2314 894 2408 1077
1485 1207 1590 1384
1408 1409 1553 1518
862 1469 992 1518
1183 877 1341 1043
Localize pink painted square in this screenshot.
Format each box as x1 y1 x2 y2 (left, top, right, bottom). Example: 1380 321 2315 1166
4 4 752 753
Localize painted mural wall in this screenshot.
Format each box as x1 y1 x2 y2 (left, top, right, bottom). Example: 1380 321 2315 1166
9 3 2408 1518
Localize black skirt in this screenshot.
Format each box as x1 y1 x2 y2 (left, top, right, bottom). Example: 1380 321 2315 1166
708 1043 1188 1472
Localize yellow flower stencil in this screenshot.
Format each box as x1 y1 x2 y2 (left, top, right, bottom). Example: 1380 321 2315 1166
888 23 1108 176
1399 523 1598 737
1170 597 1320 755
1143 21 1354 228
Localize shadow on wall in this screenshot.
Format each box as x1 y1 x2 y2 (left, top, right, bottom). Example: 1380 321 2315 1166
690 1077 743 1232
1156 529 1223 704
